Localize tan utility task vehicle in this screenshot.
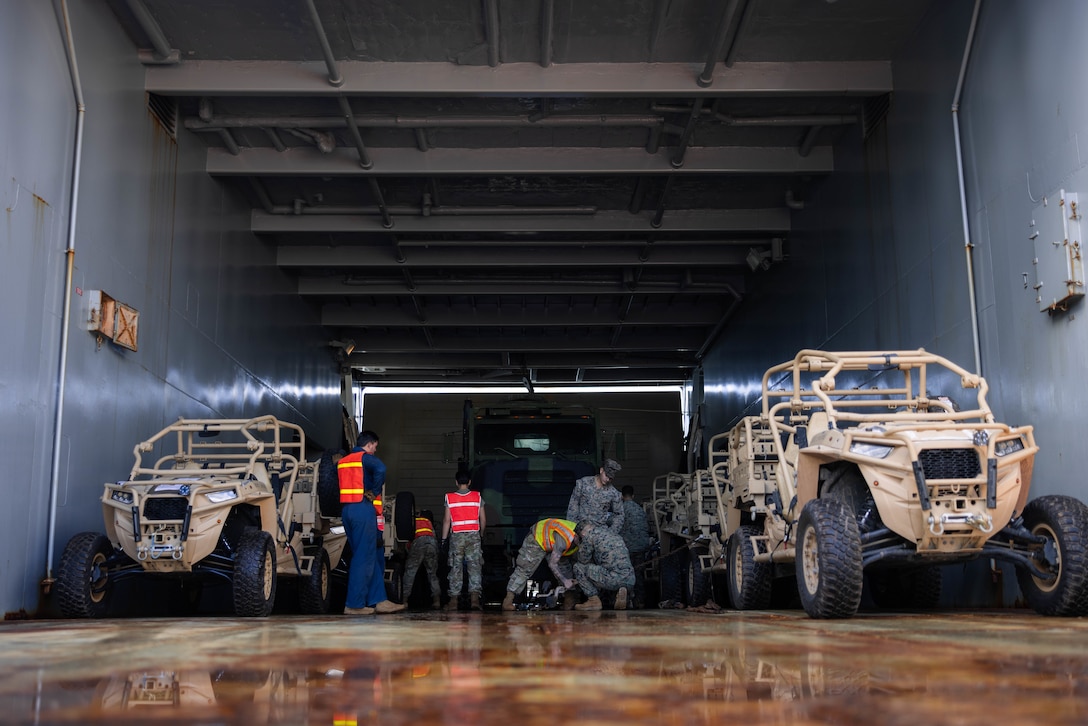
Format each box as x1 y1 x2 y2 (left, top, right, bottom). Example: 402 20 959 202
719 349 1088 618
55 416 348 617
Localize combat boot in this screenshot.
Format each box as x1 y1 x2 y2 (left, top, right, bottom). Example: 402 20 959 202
614 587 628 611
431 594 442 609
444 597 460 611
470 593 482 610
501 591 516 611
575 595 602 611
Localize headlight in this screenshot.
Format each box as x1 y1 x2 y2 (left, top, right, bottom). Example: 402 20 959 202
849 442 895 459
995 438 1025 457
205 489 239 503
110 490 134 505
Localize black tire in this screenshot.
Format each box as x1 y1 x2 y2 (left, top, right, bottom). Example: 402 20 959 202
795 498 863 619
233 530 277 617
684 546 709 606
659 547 685 604
727 524 772 610
317 449 344 518
55 532 114 618
386 558 405 602
867 566 942 610
393 491 416 543
1015 495 1088 616
299 549 332 614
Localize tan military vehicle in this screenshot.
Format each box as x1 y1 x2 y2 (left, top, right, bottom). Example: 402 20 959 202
720 349 1088 618
55 416 348 617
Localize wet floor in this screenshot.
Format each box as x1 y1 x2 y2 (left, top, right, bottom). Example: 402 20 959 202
1 609 1087 725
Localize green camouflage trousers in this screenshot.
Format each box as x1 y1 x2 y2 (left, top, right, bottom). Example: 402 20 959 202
447 530 483 596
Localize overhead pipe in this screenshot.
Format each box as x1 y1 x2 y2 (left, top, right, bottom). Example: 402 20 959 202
46 0 86 589
123 0 177 62
368 178 393 229
671 98 705 168
216 129 240 155
540 0 554 68
953 0 983 375
696 0 742 87
337 96 373 169
798 126 822 157
302 0 343 86
715 112 858 127
784 189 804 210
723 0 754 67
264 128 286 151
651 175 676 228
248 178 276 214
695 284 744 360
484 0 501 68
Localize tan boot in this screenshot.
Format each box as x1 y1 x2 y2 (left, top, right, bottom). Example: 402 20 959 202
614 587 628 611
374 600 407 614
431 594 442 610
575 595 602 611
444 597 460 611
470 593 482 610
501 591 516 612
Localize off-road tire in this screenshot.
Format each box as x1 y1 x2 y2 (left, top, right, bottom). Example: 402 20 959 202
317 449 344 518
795 498 863 619
1015 495 1088 616
299 549 332 614
867 566 942 610
684 546 709 606
56 532 114 618
233 530 277 617
659 547 685 604
727 524 772 610
393 491 416 543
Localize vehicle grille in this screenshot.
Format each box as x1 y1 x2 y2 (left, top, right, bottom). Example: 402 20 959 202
919 448 981 480
143 496 188 520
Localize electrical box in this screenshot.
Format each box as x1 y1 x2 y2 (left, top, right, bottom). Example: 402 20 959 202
86 290 139 351
1031 189 1085 314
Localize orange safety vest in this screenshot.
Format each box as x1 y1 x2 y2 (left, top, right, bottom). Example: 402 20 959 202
445 490 482 532
532 518 578 555
337 451 384 531
415 517 435 538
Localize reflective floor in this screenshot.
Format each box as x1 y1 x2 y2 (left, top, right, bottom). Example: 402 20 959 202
2 609 1087 725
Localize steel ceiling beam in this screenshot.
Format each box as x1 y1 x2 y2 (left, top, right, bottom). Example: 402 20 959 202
145 60 893 97
277 244 751 267
344 351 694 370
334 330 705 353
254 208 790 234
298 276 747 296
206 145 833 176
321 304 724 327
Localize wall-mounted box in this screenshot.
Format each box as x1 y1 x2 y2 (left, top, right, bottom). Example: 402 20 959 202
1032 189 1085 314
86 290 139 351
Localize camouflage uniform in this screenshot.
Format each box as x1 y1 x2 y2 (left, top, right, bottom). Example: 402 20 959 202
573 524 635 598
448 531 483 597
506 519 577 594
619 498 651 606
404 533 440 601
567 475 624 534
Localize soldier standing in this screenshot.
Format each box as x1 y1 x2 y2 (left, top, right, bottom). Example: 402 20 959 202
619 485 651 609
572 521 635 611
502 518 580 611
441 470 486 610
566 458 624 534
403 509 442 609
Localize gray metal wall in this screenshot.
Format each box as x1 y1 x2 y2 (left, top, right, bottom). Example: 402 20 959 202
0 1 340 617
700 0 1088 607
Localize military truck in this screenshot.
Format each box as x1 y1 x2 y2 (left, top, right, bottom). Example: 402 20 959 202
456 397 603 605
716 349 1088 618
55 416 348 617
